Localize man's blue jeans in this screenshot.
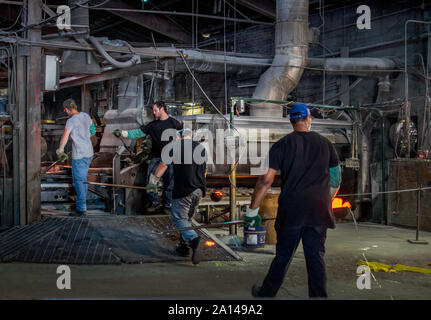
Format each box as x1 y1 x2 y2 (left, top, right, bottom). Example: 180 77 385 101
171 188 202 244
258 225 328 298
147 157 173 208
72 156 93 212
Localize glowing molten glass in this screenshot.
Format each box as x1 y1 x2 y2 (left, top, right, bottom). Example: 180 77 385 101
205 241 216 247
332 197 352 209
210 190 223 202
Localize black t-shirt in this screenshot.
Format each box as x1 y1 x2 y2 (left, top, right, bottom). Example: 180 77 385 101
268 131 339 229
141 117 183 158
171 139 207 199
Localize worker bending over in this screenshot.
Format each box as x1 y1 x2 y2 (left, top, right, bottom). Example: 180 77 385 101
113 101 183 214
57 98 96 217
246 103 341 298
148 128 207 265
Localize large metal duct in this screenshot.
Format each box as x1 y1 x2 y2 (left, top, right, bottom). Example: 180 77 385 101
173 50 272 73
251 0 309 117
60 1 101 75
308 58 397 77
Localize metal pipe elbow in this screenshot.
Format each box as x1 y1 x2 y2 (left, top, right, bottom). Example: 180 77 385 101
89 36 140 69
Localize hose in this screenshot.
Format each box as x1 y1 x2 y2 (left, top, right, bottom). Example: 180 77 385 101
88 36 140 68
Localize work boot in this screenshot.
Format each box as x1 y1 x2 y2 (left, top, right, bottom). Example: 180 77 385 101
69 210 85 217
251 284 274 298
251 284 262 298
189 236 201 265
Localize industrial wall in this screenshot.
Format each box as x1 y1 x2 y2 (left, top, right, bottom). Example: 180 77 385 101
174 0 431 155
167 0 431 224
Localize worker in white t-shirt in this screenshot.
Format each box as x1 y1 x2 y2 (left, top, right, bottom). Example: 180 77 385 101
57 98 96 217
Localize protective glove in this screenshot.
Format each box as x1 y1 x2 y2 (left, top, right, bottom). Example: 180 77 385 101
113 129 128 138
56 149 68 163
146 173 160 194
244 206 262 228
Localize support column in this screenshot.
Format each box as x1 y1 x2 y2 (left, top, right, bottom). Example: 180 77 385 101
81 84 92 114
25 0 42 224
14 49 27 226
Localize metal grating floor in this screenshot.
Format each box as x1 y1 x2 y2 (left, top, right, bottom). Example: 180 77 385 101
0 215 241 264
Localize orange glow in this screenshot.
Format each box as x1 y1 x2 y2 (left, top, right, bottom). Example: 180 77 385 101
210 190 224 202
44 165 67 174
205 241 216 247
332 197 352 209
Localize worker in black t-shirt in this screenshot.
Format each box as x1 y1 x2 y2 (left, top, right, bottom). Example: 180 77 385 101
147 128 207 265
113 101 183 214
246 103 341 298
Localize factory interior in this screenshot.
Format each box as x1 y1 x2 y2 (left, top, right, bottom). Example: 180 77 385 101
0 0 430 301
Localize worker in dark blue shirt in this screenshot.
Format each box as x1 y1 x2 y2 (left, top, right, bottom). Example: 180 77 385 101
246 104 341 298
148 128 207 265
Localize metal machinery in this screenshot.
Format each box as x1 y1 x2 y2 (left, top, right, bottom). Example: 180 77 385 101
179 97 357 228
179 98 355 177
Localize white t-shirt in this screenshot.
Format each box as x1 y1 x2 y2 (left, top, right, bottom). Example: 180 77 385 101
65 112 94 159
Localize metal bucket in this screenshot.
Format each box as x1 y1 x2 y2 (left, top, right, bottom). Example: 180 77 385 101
244 226 266 248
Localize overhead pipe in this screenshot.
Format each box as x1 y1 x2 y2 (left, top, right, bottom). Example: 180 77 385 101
250 0 309 117
167 48 272 73
308 57 398 77
89 36 140 69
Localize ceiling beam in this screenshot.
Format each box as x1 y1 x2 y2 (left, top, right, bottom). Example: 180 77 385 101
100 0 191 44
234 0 275 19
59 61 157 89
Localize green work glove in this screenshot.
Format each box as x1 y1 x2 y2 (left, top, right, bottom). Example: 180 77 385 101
146 173 160 194
244 206 262 228
112 129 123 137
146 182 158 194
56 150 68 163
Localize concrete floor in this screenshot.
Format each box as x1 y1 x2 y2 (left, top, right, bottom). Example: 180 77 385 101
0 222 430 300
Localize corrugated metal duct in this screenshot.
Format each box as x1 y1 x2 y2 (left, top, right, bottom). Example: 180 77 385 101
251 0 309 117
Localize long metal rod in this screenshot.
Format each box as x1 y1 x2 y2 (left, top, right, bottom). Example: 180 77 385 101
336 186 431 197
85 181 149 190
90 7 273 26
415 186 421 241
156 218 277 235
380 112 387 225
229 100 237 235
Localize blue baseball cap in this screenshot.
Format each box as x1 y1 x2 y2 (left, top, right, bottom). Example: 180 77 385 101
289 104 310 119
